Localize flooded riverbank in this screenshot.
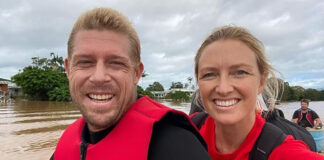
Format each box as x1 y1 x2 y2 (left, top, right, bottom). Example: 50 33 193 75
0 99 323 159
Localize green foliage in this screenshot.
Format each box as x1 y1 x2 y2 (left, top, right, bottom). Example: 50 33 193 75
137 85 154 98
187 77 193 84
279 81 324 101
291 86 305 100
280 82 290 101
48 86 70 101
165 91 190 101
141 71 149 78
11 53 70 101
146 81 164 91
169 81 184 89
304 88 322 101
319 90 324 100
31 52 65 72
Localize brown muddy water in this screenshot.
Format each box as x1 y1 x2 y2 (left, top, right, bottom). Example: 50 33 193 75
0 99 323 159
0 100 80 160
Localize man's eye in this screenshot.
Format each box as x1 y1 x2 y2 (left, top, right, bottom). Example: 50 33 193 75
80 60 91 64
111 61 123 65
75 60 92 67
109 61 127 67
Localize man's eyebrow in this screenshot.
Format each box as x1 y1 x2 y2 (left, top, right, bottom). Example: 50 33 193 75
72 54 92 59
72 53 130 62
106 54 129 61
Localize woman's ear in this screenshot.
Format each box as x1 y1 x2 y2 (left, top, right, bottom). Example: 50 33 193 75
258 73 267 94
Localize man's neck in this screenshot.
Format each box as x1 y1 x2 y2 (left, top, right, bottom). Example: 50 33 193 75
301 108 308 113
82 123 115 144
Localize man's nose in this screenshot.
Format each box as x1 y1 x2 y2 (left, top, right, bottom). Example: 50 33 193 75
89 62 111 85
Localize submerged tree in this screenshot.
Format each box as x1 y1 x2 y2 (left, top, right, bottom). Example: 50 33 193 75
137 85 154 98
169 81 184 89
165 91 190 101
146 81 164 91
12 53 70 101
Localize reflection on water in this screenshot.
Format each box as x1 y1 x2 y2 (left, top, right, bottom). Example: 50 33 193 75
157 99 191 114
0 99 323 159
0 100 80 160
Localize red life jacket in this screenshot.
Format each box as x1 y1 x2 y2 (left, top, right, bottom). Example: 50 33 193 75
297 109 314 127
54 96 190 160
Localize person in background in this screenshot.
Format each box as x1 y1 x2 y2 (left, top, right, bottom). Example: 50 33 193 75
189 90 204 115
51 7 211 160
192 26 324 159
293 99 322 129
267 98 285 118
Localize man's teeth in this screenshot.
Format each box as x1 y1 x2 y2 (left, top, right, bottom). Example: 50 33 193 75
89 94 113 100
214 99 238 107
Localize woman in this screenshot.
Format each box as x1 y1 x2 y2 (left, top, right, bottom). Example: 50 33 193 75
193 26 323 159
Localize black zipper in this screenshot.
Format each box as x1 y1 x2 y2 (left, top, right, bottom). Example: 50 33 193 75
80 142 88 160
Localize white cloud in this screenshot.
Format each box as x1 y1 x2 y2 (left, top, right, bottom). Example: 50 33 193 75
264 13 291 27
0 0 324 90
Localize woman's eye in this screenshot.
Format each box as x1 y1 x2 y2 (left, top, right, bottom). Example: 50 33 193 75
201 73 215 79
233 70 248 76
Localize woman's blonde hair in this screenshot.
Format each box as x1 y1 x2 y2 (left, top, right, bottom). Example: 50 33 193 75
194 26 283 110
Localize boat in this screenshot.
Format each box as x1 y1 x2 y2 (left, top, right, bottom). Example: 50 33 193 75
308 128 324 152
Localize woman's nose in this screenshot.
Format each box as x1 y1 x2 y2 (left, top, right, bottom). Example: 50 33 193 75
216 76 233 96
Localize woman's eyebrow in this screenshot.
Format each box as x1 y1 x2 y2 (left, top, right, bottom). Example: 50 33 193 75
230 63 253 69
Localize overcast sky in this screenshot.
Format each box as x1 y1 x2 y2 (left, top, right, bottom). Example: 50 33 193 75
1 0 323 90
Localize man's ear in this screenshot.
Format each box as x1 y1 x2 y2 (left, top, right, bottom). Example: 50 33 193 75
64 58 70 78
134 62 144 85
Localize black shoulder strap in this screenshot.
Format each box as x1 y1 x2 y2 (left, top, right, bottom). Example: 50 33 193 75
249 122 287 160
191 112 208 129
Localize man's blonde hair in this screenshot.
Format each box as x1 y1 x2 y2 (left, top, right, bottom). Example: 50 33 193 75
67 8 140 64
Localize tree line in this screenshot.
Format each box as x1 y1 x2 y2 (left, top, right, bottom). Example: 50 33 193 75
11 53 324 101
280 81 324 101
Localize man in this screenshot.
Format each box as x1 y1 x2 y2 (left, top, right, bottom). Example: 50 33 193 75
51 8 210 160
293 99 322 129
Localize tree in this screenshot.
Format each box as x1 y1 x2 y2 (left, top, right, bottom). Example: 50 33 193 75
304 89 321 101
141 70 148 78
169 82 184 89
140 70 149 87
269 79 324 102
281 82 291 101
31 53 65 72
165 91 190 101
187 77 193 84
291 86 305 101
319 90 324 100
137 85 154 98
11 53 70 101
146 81 164 91
187 77 193 88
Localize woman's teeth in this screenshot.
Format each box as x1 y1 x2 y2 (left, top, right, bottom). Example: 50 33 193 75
214 99 238 107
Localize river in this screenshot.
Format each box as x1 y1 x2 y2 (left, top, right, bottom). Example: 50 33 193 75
0 99 323 160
